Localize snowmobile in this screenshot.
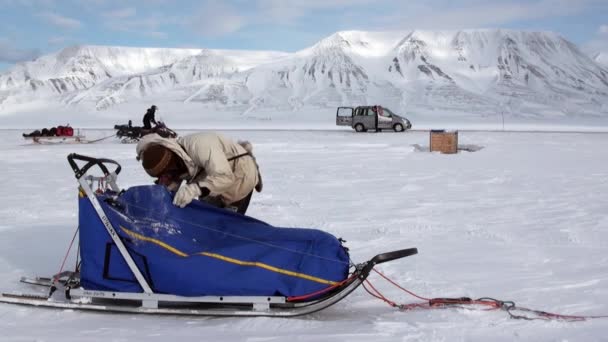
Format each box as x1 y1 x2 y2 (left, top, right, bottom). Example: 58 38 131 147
0 154 417 317
114 121 177 143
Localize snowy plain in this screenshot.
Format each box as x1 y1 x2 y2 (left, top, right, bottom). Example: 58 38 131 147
0 126 608 341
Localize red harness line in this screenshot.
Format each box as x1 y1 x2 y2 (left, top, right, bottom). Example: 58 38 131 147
287 273 358 302
365 268 608 322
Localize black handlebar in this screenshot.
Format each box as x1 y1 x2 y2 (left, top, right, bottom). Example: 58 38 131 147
360 248 418 277
67 153 122 179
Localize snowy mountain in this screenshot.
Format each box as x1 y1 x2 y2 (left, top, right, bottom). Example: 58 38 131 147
65 49 263 110
1 30 607 119
388 30 608 117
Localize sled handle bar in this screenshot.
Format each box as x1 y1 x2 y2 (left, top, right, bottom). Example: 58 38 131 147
360 248 418 276
67 153 122 179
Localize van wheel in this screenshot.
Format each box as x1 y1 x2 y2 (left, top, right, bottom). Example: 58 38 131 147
355 123 366 132
393 123 404 132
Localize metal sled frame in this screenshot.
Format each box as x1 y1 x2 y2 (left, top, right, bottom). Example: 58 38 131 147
0 153 418 317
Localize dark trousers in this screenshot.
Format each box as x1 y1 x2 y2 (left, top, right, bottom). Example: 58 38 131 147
143 119 152 130
203 191 253 215
232 191 253 215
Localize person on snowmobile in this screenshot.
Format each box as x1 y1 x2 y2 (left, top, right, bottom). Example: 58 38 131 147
136 132 263 214
142 105 158 130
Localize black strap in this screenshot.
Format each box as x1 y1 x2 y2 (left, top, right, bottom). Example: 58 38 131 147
228 152 250 161
229 151 263 192
187 152 250 184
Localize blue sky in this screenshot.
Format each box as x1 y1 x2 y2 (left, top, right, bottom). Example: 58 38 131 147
1 0 607 71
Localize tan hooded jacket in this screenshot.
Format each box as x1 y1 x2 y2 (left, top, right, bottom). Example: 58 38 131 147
136 132 260 204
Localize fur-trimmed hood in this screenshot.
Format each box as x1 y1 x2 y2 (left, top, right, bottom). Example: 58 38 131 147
136 133 197 176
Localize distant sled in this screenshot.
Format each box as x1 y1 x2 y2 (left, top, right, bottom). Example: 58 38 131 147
23 134 86 144
0 153 417 317
22 125 87 144
22 130 117 145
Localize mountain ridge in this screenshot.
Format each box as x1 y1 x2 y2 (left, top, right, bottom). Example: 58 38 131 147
1 29 607 119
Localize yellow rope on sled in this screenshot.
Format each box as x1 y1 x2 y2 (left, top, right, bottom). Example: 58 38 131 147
120 226 337 285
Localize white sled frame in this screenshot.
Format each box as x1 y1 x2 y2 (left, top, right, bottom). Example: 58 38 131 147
77 174 154 295
1 273 367 316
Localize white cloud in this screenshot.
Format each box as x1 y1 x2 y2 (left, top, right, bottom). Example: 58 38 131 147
37 12 82 30
47 36 70 46
582 24 608 56
102 7 136 19
185 0 375 36
250 0 380 26
370 0 599 30
0 39 41 63
3 0 606 54
183 0 603 34
0 0 55 7
583 38 608 57
143 31 168 39
246 0 605 32
188 1 245 37
103 16 168 39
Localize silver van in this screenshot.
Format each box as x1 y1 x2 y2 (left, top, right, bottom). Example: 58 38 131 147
336 106 412 132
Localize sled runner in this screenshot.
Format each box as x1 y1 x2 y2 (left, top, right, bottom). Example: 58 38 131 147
0 154 417 317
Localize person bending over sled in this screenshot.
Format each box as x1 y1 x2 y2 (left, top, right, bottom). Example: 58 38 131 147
136 132 263 214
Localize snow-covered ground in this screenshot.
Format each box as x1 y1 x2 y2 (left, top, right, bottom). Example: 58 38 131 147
2 101 608 133
0 128 607 341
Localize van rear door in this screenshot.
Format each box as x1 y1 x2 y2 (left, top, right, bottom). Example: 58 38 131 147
336 107 353 126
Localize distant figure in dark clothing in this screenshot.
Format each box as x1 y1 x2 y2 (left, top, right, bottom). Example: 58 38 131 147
143 105 158 130
372 105 379 130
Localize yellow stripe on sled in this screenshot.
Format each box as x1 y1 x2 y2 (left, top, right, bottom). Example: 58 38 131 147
119 226 336 285
121 226 188 257
198 252 337 286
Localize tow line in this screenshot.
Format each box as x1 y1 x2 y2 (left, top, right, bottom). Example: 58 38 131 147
364 268 608 322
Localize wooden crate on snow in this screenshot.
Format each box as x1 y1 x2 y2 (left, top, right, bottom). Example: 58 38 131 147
430 130 458 154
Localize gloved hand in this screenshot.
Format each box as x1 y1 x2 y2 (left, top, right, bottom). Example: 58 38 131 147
173 183 202 208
